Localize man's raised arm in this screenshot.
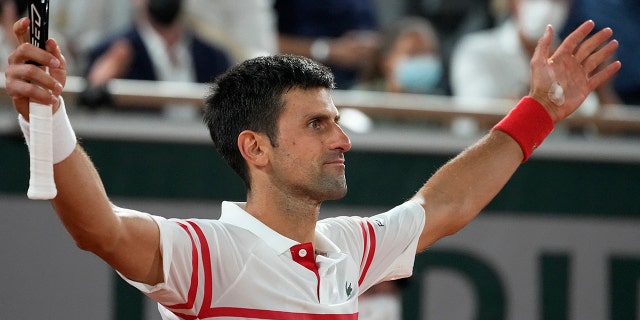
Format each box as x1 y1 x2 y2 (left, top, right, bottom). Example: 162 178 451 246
5 18 163 285
412 21 621 251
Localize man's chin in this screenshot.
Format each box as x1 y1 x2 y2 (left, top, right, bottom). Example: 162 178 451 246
324 186 347 201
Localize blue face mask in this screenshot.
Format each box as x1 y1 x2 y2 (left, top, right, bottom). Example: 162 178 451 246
394 55 443 94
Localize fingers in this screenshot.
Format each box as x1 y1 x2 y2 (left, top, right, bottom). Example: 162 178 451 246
561 21 620 89
46 39 66 66
6 18 69 118
573 27 614 62
555 20 596 56
46 40 68 101
8 41 61 69
583 39 619 75
46 39 68 76
5 41 65 108
589 60 622 92
5 66 59 106
10 18 64 71
531 25 553 64
7 43 62 91
5 64 61 103
12 17 30 44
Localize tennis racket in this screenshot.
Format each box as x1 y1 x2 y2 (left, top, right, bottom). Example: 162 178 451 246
27 0 56 200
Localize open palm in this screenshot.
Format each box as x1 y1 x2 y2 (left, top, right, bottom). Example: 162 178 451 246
528 21 620 123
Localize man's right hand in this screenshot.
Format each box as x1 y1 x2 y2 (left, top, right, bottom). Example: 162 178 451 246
5 17 66 121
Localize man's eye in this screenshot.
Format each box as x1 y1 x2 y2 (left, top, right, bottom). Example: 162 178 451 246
308 120 320 129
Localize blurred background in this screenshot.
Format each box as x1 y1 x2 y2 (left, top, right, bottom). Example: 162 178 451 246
1 0 639 319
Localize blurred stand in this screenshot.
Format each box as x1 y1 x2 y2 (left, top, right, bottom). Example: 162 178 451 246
0 73 640 145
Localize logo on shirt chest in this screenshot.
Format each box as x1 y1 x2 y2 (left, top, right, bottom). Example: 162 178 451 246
345 281 353 297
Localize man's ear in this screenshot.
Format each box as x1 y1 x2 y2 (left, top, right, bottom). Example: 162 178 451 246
237 130 269 167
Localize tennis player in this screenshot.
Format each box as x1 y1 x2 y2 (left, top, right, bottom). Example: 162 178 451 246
5 16 619 319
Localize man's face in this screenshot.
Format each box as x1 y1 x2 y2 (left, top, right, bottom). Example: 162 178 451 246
268 87 352 202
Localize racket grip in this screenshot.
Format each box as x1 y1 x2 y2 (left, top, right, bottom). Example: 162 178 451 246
27 101 57 200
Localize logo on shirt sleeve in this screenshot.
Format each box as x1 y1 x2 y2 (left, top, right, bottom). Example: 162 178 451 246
345 281 353 297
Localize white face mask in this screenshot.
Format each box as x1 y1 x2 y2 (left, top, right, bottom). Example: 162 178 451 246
393 54 443 94
518 0 569 41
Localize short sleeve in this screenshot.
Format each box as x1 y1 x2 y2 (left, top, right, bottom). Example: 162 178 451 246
117 215 198 307
317 201 425 293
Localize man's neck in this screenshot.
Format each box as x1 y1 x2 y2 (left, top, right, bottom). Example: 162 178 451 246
245 193 321 244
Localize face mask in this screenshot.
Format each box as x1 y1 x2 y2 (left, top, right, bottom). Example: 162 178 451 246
394 55 442 94
518 0 569 41
147 0 183 26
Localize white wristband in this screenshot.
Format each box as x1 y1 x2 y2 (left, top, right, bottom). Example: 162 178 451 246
19 97 77 164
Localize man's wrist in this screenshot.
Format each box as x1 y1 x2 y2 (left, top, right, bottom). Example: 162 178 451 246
492 96 554 162
18 97 78 164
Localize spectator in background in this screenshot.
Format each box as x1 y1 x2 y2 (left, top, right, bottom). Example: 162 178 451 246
48 0 134 75
405 0 495 94
273 0 380 89
185 0 278 63
449 0 618 136
80 0 232 119
561 0 640 106
451 0 573 101
343 16 445 134
355 16 445 95
1 0 75 73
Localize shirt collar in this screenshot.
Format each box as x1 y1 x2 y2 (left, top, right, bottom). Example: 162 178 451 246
219 201 342 257
220 201 298 255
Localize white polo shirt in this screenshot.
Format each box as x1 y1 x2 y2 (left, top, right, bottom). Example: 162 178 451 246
121 200 425 319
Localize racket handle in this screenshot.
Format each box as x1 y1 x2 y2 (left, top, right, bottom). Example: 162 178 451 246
27 101 57 200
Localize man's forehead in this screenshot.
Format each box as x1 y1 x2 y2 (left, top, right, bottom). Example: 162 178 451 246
281 87 337 113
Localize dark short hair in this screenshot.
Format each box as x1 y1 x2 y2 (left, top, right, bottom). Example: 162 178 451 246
203 54 335 189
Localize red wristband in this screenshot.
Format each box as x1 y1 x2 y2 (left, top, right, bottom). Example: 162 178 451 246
492 96 554 162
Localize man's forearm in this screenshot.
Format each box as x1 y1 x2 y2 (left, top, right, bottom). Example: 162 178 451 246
414 129 523 250
51 145 119 253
